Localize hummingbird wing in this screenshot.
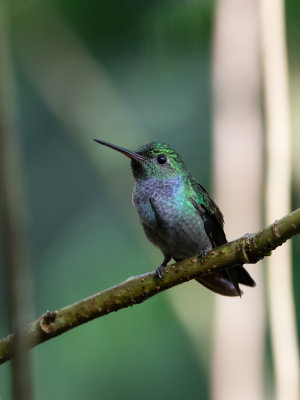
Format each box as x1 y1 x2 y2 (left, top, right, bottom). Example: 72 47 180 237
190 178 226 247
190 179 255 296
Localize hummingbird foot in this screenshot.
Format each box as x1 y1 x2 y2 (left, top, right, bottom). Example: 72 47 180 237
198 248 210 263
156 255 171 279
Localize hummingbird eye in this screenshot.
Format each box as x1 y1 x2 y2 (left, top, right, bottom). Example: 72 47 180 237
156 154 167 165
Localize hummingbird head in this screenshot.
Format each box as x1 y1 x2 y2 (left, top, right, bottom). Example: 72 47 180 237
94 140 188 180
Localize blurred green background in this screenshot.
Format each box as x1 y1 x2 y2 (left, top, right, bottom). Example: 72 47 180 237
0 1 299 399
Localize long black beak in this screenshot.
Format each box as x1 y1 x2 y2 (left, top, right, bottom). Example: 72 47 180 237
94 139 144 161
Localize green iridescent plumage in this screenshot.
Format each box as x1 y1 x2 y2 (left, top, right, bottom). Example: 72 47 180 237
95 139 256 296
131 141 189 180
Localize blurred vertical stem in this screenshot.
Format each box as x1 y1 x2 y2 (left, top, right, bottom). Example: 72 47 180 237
0 3 34 400
261 0 300 399
212 0 264 399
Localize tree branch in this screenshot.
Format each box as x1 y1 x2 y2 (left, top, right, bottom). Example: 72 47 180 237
0 209 299 365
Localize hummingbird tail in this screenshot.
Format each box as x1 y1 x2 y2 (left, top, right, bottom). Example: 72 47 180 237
196 272 241 297
196 265 255 297
234 265 256 287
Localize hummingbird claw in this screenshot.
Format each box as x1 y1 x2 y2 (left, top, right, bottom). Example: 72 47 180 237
156 264 165 279
198 249 209 262
156 255 171 279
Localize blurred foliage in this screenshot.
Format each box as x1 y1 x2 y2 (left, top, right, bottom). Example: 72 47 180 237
0 0 299 399
287 0 300 55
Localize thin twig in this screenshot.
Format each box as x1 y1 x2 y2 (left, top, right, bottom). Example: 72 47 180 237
212 0 263 398
261 0 300 399
0 1 34 397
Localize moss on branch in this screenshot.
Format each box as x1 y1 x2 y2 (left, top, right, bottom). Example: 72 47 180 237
0 208 299 365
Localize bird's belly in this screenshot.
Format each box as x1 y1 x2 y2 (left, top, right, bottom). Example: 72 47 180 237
151 215 211 260
135 195 212 260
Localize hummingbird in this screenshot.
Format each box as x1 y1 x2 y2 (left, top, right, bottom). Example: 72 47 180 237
94 139 255 296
